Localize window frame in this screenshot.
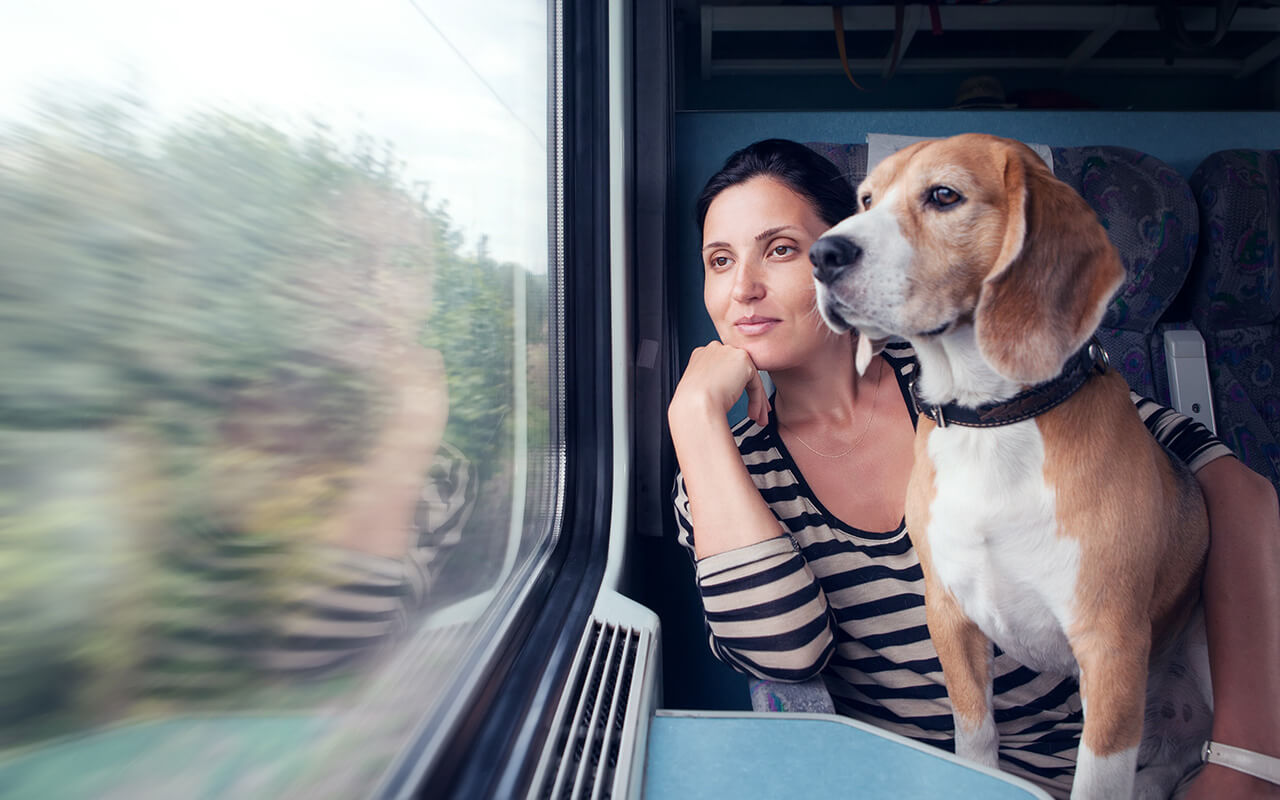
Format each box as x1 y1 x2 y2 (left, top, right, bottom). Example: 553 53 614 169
394 0 616 796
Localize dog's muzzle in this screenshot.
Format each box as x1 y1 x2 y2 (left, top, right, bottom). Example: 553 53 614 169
810 235 862 285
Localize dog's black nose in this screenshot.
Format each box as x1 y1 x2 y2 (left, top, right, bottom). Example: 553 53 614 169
810 236 862 284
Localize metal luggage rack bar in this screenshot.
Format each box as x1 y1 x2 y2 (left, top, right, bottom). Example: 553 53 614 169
699 4 1280 80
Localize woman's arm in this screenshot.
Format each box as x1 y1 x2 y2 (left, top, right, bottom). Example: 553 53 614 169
1185 457 1280 799
1128 395 1279 795
672 509 835 681
669 342 834 679
668 341 783 559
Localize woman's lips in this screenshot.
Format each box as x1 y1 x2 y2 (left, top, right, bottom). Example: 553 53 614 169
734 316 780 336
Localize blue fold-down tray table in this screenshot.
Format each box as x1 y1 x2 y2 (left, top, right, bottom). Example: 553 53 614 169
644 711 1052 799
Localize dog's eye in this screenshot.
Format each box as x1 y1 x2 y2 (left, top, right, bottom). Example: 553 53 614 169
928 186 963 207
860 194 872 210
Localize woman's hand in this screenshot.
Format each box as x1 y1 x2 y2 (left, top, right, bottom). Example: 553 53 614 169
668 341 782 559
669 341 770 429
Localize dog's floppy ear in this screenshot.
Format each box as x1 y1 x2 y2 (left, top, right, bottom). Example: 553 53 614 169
974 145 1125 385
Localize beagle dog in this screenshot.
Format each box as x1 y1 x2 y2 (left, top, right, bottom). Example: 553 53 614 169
810 133 1211 799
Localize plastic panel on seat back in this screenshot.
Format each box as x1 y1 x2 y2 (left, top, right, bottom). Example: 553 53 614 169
1187 149 1280 489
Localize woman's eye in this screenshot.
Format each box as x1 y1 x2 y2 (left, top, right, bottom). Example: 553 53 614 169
709 255 731 270
861 194 872 210
771 244 794 257
929 186 963 207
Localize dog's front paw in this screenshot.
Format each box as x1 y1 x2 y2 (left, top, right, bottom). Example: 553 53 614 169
954 715 1000 769
1133 765 1182 800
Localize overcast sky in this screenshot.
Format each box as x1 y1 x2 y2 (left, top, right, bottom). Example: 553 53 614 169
0 0 549 271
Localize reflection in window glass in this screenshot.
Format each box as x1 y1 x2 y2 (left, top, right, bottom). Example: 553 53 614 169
0 1 556 796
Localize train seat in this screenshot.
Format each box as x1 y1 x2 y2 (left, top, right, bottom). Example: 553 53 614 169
1185 149 1280 491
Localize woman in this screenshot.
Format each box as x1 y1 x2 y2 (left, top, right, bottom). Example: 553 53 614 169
668 138 1280 799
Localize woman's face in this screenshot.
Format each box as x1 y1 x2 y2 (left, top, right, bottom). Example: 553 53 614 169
701 175 848 371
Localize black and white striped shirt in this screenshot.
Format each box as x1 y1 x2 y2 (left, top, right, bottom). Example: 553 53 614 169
672 341 1232 798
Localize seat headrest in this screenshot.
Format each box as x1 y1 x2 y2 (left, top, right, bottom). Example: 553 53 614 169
803 141 868 192
1189 149 1280 330
1050 146 1198 332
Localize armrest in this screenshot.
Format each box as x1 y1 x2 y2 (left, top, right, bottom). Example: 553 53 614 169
1162 328 1218 434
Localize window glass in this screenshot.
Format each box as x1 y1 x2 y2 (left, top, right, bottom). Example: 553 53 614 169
0 1 557 796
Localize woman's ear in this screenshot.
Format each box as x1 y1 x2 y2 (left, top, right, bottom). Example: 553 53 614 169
974 146 1126 385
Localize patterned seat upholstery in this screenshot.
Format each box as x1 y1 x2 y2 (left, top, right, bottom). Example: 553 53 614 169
1186 150 1280 489
1050 147 1199 402
806 142 1199 401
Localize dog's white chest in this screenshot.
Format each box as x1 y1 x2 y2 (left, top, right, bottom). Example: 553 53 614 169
923 422 1081 676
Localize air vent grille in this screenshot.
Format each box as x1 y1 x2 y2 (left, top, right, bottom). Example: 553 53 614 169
538 619 643 800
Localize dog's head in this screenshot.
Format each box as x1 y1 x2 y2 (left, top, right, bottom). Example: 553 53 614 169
812 133 1125 385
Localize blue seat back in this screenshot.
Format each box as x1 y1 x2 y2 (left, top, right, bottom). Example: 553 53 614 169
1187 149 1280 488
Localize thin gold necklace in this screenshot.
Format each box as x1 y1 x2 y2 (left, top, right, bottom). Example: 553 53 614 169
780 359 884 459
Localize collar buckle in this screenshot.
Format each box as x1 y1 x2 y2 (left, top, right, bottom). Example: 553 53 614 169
1087 336 1110 375
909 378 947 428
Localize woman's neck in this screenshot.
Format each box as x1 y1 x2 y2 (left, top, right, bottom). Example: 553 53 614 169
770 336 873 427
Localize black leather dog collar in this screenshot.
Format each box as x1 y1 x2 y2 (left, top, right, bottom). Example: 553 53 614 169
910 338 1111 429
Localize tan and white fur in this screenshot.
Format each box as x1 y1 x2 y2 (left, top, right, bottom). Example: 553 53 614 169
812 133 1211 799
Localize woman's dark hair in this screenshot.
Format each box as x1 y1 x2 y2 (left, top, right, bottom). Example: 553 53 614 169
695 138 855 233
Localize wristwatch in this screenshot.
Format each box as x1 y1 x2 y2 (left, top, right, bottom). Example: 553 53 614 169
1201 740 1280 785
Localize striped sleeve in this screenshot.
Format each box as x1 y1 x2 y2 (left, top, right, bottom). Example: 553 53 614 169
264 547 428 674
673 470 836 681
264 442 475 676
1129 392 1235 473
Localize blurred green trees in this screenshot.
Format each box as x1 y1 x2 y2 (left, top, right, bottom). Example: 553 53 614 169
0 94 544 745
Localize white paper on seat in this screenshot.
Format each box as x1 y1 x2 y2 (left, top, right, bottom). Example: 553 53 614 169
866 133 1055 175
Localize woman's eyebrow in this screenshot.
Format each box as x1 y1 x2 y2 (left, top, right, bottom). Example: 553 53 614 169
702 225 802 252
755 225 800 241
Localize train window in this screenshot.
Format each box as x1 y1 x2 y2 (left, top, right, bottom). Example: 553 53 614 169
0 1 559 796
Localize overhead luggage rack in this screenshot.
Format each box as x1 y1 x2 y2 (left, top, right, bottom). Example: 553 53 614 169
697 4 1280 80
